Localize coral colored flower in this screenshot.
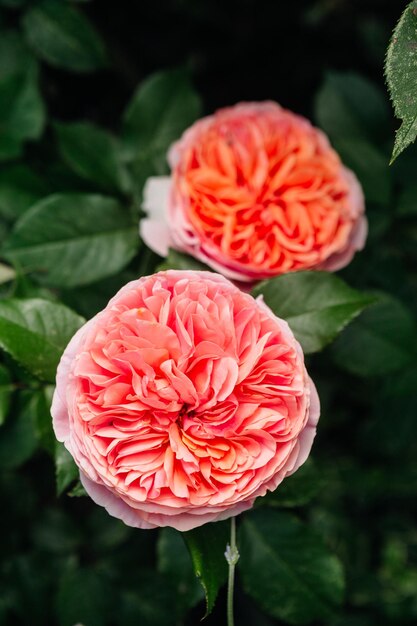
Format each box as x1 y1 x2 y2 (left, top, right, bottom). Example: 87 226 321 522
52 271 319 531
141 102 367 283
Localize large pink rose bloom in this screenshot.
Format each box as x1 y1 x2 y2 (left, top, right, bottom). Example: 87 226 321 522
141 102 367 283
52 271 319 531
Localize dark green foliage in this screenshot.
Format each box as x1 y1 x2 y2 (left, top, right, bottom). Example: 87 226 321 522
331 294 417 377
22 0 107 72
4 194 140 288
157 528 204 617
240 510 345 624
386 1 417 161
183 522 229 616
257 460 322 508
0 2 416 626
0 32 45 160
0 299 85 381
252 272 374 354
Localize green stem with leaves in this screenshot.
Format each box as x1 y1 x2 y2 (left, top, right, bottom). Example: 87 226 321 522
225 516 240 626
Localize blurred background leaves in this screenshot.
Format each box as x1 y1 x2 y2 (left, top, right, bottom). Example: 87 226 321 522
0 1 417 625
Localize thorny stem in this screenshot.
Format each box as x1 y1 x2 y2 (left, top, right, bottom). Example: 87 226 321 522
225 517 239 626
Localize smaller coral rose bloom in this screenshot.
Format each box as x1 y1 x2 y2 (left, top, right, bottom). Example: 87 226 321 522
141 102 366 283
52 271 319 531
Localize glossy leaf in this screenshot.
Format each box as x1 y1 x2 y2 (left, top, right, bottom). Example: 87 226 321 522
0 298 85 382
252 271 373 354
22 0 107 72
331 294 417 377
239 510 345 624
4 194 139 288
183 521 229 616
55 122 131 194
386 1 417 162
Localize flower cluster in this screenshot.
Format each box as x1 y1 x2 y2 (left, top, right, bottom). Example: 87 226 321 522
53 101 367 530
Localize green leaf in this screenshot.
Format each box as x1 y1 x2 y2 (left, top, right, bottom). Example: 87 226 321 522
0 164 49 222
4 194 140 288
257 460 322 508
315 71 391 205
0 65 45 142
157 248 212 272
0 32 45 159
239 510 345 624
22 0 107 72
55 442 79 496
183 521 229 617
330 136 391 206
331 294 417 377
122 69 201 189
315 71 390 145
386 1 417 162
0 298 85 382
157 528 204 617
0 363 13 426
54 122 131 194
0 391 39 468
57 567 112 626
252 271 374 354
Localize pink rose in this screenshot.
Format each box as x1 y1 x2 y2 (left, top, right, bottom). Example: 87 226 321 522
141 102 367 283
52 270 319 531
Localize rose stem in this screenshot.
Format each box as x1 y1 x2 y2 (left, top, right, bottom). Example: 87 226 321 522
225 516 240 626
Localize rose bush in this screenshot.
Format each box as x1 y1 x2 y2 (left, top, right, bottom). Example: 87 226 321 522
52 270 319 531
141 102 367 283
